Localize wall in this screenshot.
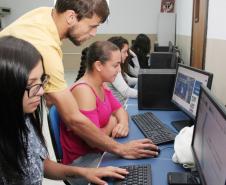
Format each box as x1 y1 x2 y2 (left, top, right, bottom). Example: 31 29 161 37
205 0 226 104
175 0 193 65
176 0 193 36
98 0 161 34
0 0 53 28
1 0 160 34
157 13 176 46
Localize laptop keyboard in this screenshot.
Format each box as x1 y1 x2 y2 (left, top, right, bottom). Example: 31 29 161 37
131 112 176 145
110 164 152 185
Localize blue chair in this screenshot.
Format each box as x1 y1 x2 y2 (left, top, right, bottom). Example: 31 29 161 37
47 105 71 185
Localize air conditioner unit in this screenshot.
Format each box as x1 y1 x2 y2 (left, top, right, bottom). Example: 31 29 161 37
0 7 11 17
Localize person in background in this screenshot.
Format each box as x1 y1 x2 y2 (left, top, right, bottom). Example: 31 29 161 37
0 36 129 185
0 0 157 164
108 36 138 99
129 34 151 69
125 48 140 77
61 41 130 184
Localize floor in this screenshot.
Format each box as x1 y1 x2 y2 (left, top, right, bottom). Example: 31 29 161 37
43 70 76 185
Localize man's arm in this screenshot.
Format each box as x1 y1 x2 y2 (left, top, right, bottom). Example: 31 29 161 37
46 89 159 158
47 88 123 153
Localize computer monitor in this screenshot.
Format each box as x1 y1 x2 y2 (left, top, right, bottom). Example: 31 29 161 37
150 52 174 69
191 85 226 185
171 64 213 131
138 69 177 110
154 44 170 52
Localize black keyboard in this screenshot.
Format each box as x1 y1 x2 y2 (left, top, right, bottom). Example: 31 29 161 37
131 112 176 145
109 164 152 185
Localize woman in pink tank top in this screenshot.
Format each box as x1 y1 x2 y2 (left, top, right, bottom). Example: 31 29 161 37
60 41 129 165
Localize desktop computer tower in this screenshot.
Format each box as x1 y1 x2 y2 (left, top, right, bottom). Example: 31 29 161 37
138 69 177 110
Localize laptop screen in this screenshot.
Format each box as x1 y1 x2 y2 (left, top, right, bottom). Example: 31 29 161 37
191 85 226 185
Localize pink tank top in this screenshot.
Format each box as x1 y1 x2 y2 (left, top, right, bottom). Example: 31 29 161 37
60 82 121 164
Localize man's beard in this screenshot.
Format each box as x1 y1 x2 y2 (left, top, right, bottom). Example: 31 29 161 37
68 34 81 46
67 27 81 46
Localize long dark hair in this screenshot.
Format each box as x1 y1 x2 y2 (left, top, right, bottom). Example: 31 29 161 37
131 34 151 68
86 41 119 71
75 47 89 81
75 41 119 81
107 36 129 79
0 36 46 176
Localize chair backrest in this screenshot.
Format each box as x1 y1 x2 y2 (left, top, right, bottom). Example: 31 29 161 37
47 105 63 162
48 106 71 185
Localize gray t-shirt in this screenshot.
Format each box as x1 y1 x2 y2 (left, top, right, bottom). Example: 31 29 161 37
0 117 48 185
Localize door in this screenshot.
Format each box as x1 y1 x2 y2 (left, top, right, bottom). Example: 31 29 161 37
190 0 209 69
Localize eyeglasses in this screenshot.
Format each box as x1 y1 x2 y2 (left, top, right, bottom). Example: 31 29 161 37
25 74 50 98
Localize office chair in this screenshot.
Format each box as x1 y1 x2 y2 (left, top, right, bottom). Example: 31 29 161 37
47 105 71 185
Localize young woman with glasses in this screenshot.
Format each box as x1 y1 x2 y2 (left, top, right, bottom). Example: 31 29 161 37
0 36 128 185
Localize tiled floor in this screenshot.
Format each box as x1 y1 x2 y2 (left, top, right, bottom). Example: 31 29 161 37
43 70 76 185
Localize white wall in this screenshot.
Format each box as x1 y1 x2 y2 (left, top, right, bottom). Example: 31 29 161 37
205 0 226 104
1 0 173 36
207 0 226 40
175 0 193 36
157 13 176 45
0 0 53 28
1 0 161 34
98 0 161 34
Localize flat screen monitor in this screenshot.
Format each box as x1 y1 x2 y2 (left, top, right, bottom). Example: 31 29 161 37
191 85 226 185
150 52 173 69
171 64 213 131
138 69 177 110
154 43 170 52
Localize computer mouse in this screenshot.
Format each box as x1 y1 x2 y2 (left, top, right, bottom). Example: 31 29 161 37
153 148 160 158
157 148 161 154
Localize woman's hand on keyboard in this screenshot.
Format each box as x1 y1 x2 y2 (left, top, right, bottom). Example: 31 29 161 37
83 166 128 185
119 139 159 159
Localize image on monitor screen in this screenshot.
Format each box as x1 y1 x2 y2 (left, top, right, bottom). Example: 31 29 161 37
191 85 226 185
171 64 213 131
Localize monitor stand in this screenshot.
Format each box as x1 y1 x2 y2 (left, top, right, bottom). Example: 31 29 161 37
171 119 194 132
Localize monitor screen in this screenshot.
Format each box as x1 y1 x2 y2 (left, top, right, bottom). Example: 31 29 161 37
191 85 226 185
171 64 213 120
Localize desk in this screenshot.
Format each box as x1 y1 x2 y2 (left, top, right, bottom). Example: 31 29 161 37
99 99 189 185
